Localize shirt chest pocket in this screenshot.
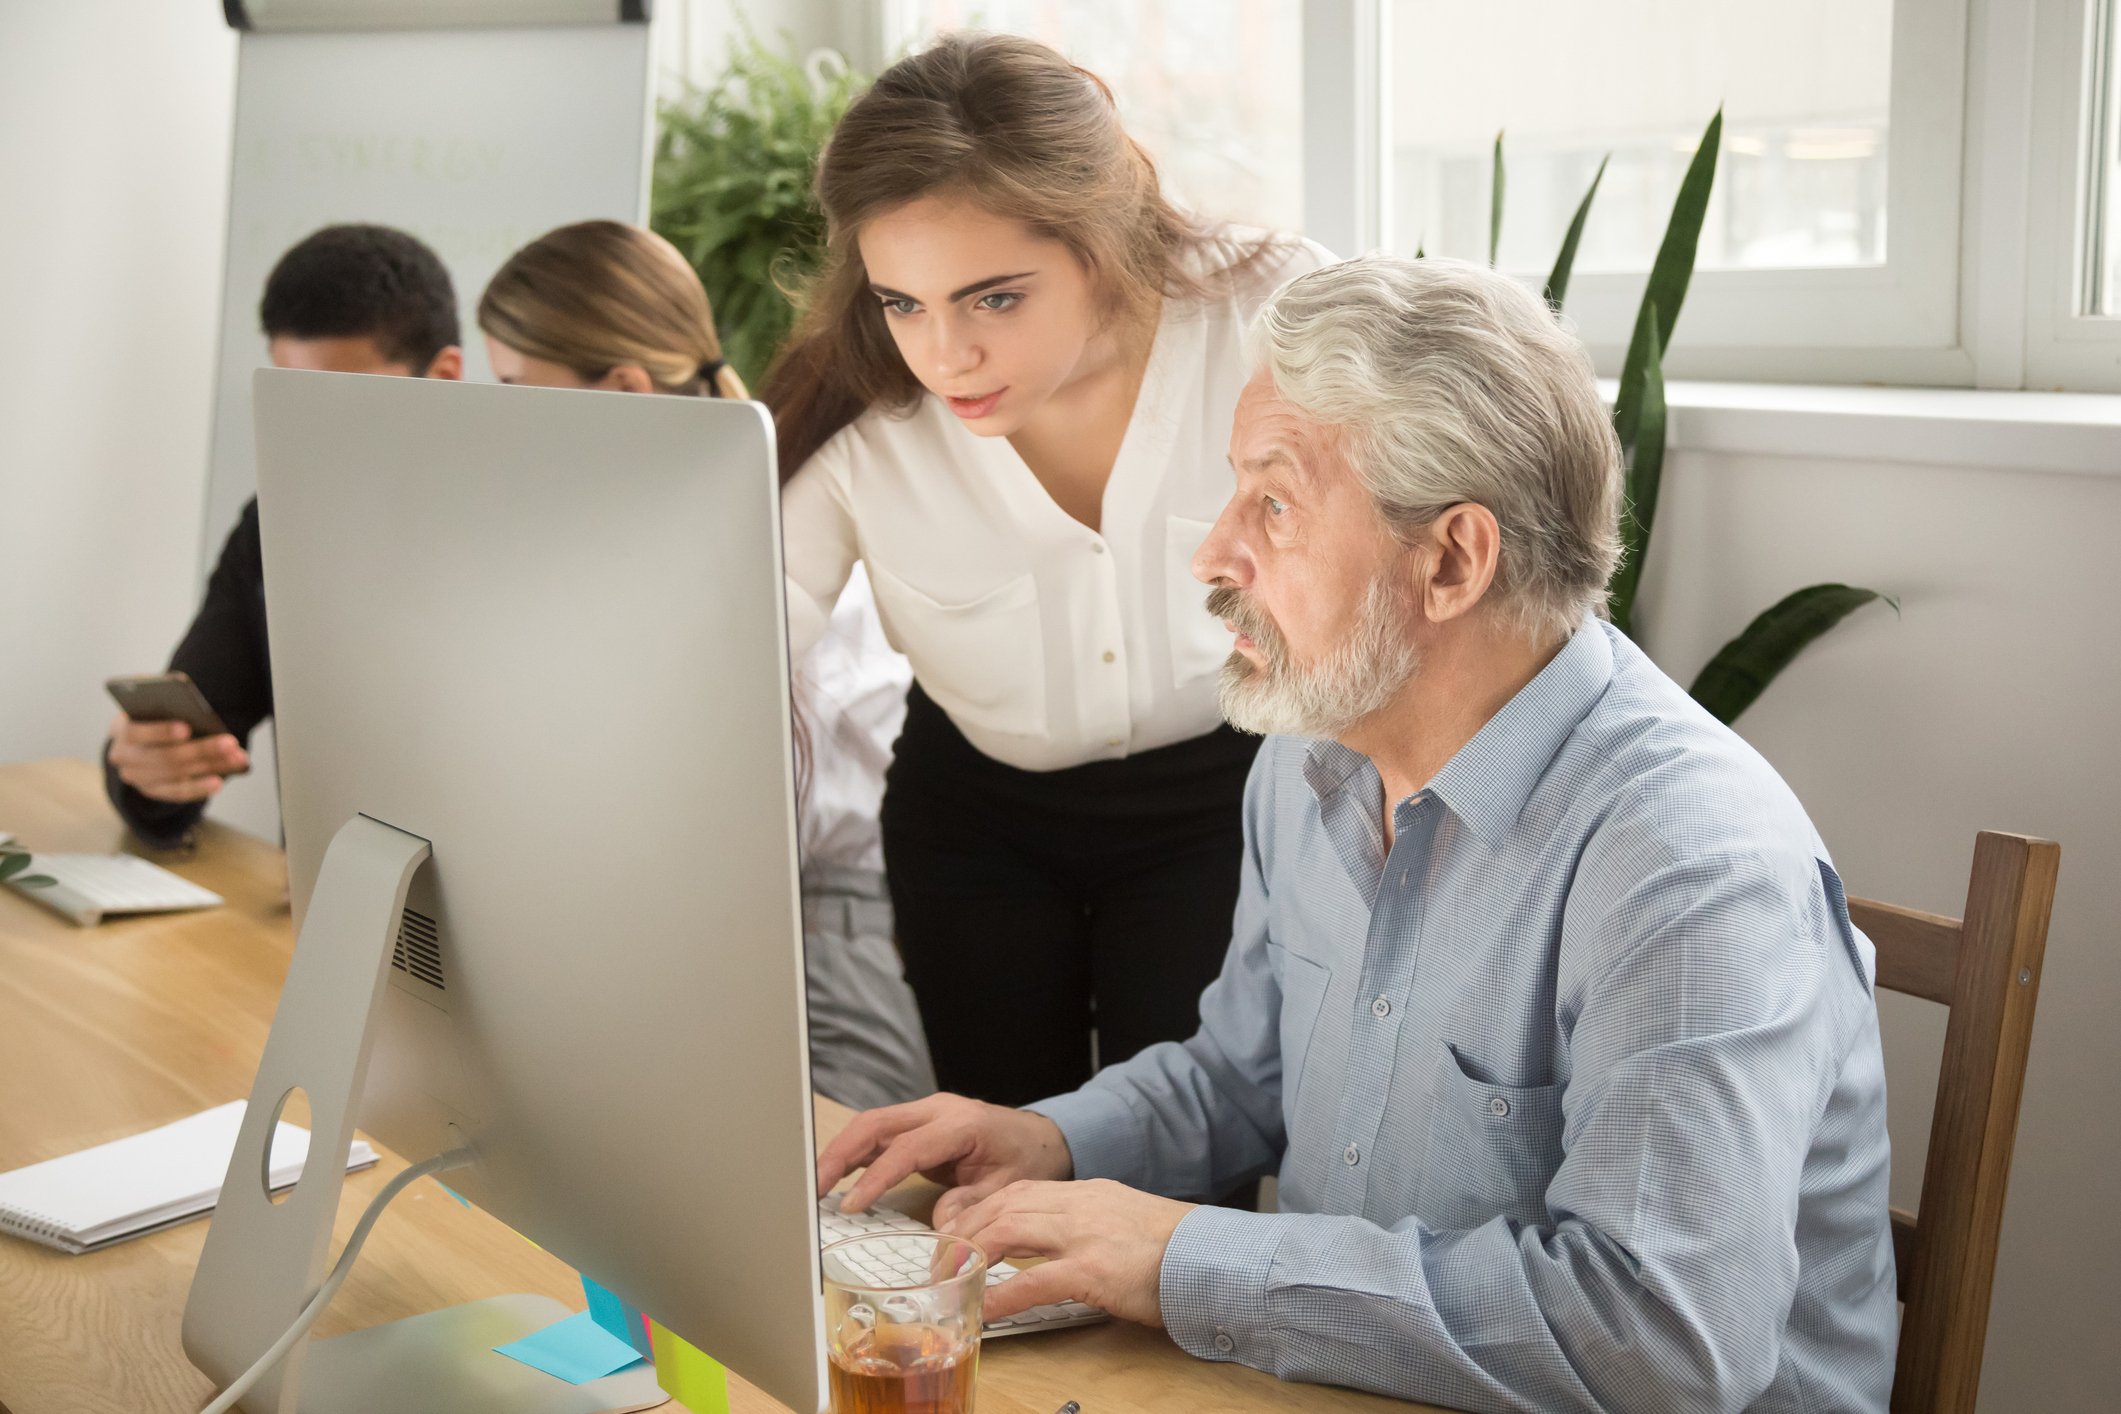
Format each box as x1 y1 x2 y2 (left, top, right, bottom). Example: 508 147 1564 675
1270 944 1332 1124
1415 1042 1565 1232
865 564 1046 738
1164 516 1235 688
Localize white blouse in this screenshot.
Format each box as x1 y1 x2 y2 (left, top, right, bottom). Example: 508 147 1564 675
781 231 1334 773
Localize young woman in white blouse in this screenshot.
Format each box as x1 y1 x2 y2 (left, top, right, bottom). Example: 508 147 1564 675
762 33 1332 1106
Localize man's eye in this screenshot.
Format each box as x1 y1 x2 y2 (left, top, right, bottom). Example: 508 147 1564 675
976 292 1023 312
1264 495 1289 517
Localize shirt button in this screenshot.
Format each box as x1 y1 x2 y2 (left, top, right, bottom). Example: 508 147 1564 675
1488 1095 1511 1118
1102 650 1116 663
1212 1327 1235 1354
1370 995 1391 1019
1343 1143 1360 1166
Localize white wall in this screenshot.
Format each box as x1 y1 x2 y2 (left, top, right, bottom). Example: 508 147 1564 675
0 3 237 778
1637 432 2121 1413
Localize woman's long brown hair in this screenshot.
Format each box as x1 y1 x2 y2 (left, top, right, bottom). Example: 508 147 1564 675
761 31 1286 481
479 221 749 399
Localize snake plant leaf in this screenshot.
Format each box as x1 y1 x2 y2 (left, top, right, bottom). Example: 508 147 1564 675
1688 584 1896 725
0 850 28 882
1614 108 1721 451
16 877 55 888
1606 301 1665 636
1489 130 1506 267
1545 153 1609 312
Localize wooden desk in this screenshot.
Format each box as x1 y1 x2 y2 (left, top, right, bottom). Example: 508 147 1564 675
0 758 1434 1414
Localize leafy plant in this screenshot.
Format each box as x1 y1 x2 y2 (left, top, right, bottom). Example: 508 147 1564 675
651 28 870 387
1484 114 1892 724
0 845 54 890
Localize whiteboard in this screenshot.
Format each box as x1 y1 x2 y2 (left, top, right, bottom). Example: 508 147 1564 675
201 20 654 566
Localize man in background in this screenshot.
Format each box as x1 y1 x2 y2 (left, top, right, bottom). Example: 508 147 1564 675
105 224 462 847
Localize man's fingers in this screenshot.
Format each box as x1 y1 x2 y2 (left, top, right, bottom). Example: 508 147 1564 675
931 1176 1010 1229
981 1260 1077 1323
939 1179 1067 1241
840 1123 971 1213
816 1100 937 1197
138 773 224 804
119 718 192 746
956 1209 1067 1262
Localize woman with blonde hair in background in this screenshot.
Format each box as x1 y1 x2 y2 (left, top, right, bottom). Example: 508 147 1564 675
762 34 1333 1112
480 219 936 1111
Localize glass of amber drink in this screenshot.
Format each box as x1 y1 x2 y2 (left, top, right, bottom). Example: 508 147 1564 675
821 1230 986 1414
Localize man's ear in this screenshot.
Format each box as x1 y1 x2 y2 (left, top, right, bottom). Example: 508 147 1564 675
1421 503 1501 624
423 345 465 381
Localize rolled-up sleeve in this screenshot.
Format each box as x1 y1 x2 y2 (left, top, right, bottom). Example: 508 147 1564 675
1148 852 1859 1414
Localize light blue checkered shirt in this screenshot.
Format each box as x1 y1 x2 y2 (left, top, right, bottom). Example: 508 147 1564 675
1030 620 1898 1412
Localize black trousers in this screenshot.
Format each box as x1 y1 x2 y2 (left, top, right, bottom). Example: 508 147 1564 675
881 684 1261 1109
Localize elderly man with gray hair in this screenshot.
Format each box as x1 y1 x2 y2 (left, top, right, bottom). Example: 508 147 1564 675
818 256 1898 1413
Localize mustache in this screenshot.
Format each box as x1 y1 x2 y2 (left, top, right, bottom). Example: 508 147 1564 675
1205 586 1280 650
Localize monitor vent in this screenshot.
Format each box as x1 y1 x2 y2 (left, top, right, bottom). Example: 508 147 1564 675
392 908 446 990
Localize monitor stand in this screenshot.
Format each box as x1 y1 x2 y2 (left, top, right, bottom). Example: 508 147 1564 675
180 814 668 1414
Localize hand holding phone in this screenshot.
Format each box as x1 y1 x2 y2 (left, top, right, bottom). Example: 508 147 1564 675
106 672 249 803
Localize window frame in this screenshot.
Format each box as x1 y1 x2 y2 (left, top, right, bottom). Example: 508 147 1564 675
858 0 2121 393
2024 0 2121 392
1306 0 1975 385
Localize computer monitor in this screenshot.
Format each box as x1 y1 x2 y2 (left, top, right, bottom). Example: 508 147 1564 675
182 369 828 1412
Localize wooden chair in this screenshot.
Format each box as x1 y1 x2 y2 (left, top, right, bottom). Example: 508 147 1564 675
1850 831 2061 1414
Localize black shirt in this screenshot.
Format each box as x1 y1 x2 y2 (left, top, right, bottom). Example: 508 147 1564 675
104 497 274 848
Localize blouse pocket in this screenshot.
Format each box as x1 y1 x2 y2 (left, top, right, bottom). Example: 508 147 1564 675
1415 1042 1566 1232
865 563 1047 739
1164 515 1235 688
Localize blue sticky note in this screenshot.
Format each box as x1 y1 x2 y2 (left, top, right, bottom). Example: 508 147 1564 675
582 1274 654 1359
494 1310 648 1384
437 1183 471 1208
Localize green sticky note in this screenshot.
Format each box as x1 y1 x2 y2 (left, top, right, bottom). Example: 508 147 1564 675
648 1318 731 1414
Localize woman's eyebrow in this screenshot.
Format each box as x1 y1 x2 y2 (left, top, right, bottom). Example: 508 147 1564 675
868 271 1039 304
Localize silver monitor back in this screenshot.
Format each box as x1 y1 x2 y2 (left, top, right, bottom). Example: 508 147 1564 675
251 368 825 1410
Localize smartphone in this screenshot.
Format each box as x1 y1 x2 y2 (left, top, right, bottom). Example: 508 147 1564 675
106 672 248 775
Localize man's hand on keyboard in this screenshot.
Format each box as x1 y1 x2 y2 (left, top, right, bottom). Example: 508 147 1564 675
817 1093 1073 1220
940 1178 1194 1328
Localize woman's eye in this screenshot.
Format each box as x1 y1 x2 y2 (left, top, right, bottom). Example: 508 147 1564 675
880 297 919 317
975 292 1023 312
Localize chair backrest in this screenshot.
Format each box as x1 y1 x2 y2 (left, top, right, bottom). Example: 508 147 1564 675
1851 830 2060 1414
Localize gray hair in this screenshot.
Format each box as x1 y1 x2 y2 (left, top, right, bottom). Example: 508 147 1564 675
1245 255 1623 641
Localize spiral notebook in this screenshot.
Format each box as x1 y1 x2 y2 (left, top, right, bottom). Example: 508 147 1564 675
0 1101 378 1254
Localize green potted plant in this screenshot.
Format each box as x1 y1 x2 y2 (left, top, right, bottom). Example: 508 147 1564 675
1487 117 1894 724
651 28 870 387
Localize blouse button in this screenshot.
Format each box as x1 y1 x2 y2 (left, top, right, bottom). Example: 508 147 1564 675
1102 650 1116 663
1091 542 1106 554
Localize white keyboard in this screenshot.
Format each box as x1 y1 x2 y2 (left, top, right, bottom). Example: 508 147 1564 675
817 1197 1104 1338
4 853 223 927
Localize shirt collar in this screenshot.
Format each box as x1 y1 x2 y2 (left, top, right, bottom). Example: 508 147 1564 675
1300 617 1616 846
1427 618 1615 845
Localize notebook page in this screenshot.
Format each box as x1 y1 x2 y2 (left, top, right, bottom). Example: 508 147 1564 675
0 1101 376 1245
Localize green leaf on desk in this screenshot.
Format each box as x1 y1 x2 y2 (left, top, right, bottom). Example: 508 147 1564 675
0 848 53 888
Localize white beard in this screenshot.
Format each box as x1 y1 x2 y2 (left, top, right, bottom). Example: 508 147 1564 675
1214 573 1422 740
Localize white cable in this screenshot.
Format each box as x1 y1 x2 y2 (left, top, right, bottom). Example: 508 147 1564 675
199 1146 475 1414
